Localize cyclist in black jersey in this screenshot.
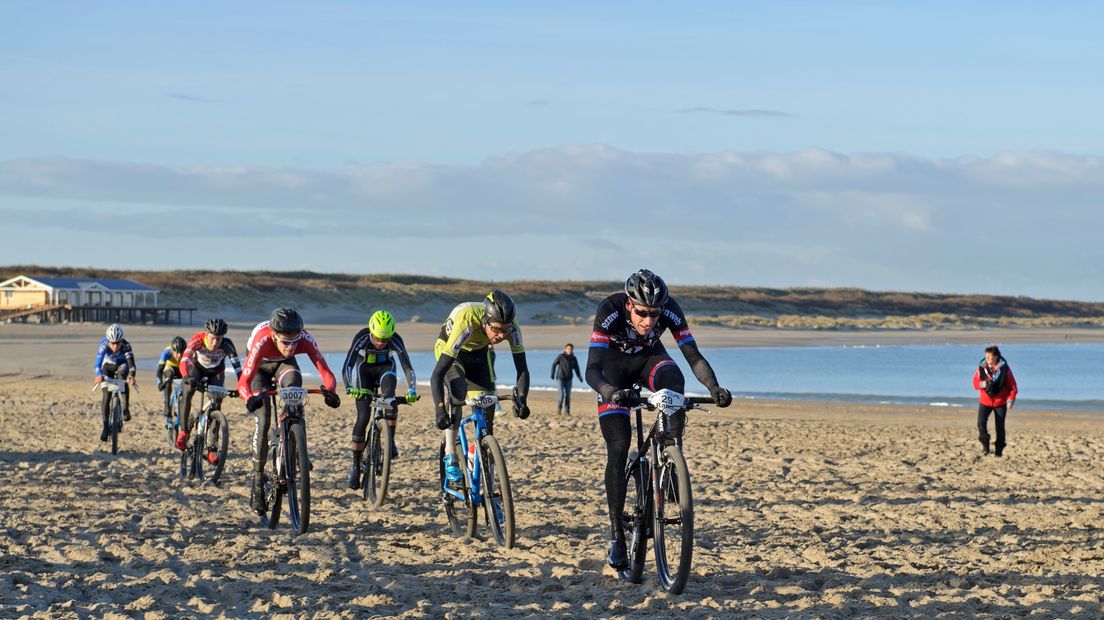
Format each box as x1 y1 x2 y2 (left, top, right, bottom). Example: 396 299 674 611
585 268 732 570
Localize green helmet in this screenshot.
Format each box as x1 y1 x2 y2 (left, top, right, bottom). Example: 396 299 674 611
368 310 396 340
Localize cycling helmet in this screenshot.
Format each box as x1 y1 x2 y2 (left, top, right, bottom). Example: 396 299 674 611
483 289 516 325
368 310 396 340
204 317 229 336
105 323 125 343
625 268 668 308
269 307 304 334
170 336 187 353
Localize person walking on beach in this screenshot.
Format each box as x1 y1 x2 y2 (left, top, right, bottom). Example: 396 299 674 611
972 345 1018 457
550 343 583 414
429 290 530 486
340 310 418 490
585 268 732 570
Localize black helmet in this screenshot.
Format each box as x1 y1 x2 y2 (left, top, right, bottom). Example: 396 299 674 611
483 289 516 325
170 336 187 353
625 268 668 307
204 317 228 336
269 307 304 334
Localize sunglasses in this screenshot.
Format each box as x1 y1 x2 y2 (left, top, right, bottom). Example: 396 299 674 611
486 323 510 334
276 333 302 345
632 307 661 319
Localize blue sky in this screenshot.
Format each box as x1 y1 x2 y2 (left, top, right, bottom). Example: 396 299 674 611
2 2 1103 300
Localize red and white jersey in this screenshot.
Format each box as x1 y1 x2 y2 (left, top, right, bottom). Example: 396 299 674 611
180 330 242 375
237 321 337 399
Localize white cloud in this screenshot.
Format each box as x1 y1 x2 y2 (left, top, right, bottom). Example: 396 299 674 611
1 146 1102 298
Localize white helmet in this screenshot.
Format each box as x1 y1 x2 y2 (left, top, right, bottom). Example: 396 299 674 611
106 323 125 343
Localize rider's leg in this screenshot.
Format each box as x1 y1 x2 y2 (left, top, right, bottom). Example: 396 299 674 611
379 366 399 457
645 357 687 444
179 364 203 447
99 368 113 441
600 411 632 568
161 367 176 418
349 392 371 489
117 364 132 421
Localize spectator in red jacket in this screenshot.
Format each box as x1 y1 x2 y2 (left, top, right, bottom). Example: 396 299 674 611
972 345 1018 457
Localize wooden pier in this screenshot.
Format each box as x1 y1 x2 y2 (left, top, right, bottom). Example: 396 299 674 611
0 303 195 325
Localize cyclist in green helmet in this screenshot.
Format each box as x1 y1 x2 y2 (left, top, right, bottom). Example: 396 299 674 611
340 310 417 490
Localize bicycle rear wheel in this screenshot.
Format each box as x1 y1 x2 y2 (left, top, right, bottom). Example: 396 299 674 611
364 419 393 506
206 411 230 484
110 397 121 455
438 441 474 538
653 444 694 594
622 450 649 583
285 422 311 534
479 435 515 548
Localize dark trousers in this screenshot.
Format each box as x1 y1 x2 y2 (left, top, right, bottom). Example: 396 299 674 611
977 404 1007 450
557 379 572 413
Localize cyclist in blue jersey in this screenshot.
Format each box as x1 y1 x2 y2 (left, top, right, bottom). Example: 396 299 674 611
94 323 138 441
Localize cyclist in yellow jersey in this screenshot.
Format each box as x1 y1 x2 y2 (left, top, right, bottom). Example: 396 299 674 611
430 290 531 483
156 336 187 421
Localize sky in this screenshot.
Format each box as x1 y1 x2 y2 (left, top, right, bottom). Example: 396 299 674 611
2 2 1103 300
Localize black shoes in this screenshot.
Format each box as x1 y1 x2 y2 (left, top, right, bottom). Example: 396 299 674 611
390 440 399 460
607 534 628 570
123 410 131 422
994 446 1004 457
100 425 109 442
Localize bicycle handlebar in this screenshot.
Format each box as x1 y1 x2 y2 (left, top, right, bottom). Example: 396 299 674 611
447 392 517 407
256 387 332 397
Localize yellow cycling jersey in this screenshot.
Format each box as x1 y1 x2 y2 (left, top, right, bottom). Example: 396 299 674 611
435 302 524 359
160 345 181 368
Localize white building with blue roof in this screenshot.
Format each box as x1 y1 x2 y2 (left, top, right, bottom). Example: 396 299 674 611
0 275 159 309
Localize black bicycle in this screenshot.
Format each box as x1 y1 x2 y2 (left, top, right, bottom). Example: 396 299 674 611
178 379 234 485
347 388 416 507
620 388 714 595
258 386 322 535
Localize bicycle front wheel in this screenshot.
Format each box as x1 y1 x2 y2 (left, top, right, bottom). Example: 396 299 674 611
479 435 515 548
285 422 311 534
653 444 694 594
110 397 121 455
623 450 649 583
206 411 230 485
438 441 474 538
166 393 179 450
364 419 393 506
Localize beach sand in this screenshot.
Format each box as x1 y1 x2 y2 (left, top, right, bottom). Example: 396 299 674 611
2 324 1103 617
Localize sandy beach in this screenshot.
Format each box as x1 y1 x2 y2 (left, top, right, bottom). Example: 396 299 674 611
2 323 1104 617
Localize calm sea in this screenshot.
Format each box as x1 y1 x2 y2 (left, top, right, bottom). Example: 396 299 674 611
303 343 1103 412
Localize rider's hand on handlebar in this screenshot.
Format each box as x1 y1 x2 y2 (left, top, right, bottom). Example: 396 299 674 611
95 375 104 384
610 389 637 406
246 394 266 413
405 388 418 404
710 385 733 407
321 389 341 409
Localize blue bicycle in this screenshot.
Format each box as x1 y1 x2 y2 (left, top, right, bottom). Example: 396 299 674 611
439 391 516 548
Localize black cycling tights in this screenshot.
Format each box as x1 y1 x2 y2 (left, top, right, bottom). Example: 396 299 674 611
600 413 633 535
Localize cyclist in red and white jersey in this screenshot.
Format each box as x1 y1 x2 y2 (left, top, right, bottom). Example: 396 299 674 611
237 307 340 515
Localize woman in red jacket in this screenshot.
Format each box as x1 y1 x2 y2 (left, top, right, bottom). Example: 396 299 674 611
972 345 1018 457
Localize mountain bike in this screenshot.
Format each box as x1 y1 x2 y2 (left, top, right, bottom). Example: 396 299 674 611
439 391 516 548
164 378 183 450
258 386 325 535
178 379 235 485
347 388 417 507
619 388 714 595
93 377 131 455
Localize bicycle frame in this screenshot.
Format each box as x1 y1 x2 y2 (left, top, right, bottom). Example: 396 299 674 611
443 392 510 504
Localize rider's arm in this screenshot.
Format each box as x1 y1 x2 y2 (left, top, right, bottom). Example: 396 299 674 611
512 351 530 400
585 343 618 402
237 338 265 400
666 299 721 391
223 337 244 377
390 334 417 389
124 343 137 378
341 329 368 389
430 352 456 410
94 339 108 377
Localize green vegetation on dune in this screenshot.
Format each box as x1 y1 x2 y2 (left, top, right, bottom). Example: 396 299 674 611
6 266 1104 328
